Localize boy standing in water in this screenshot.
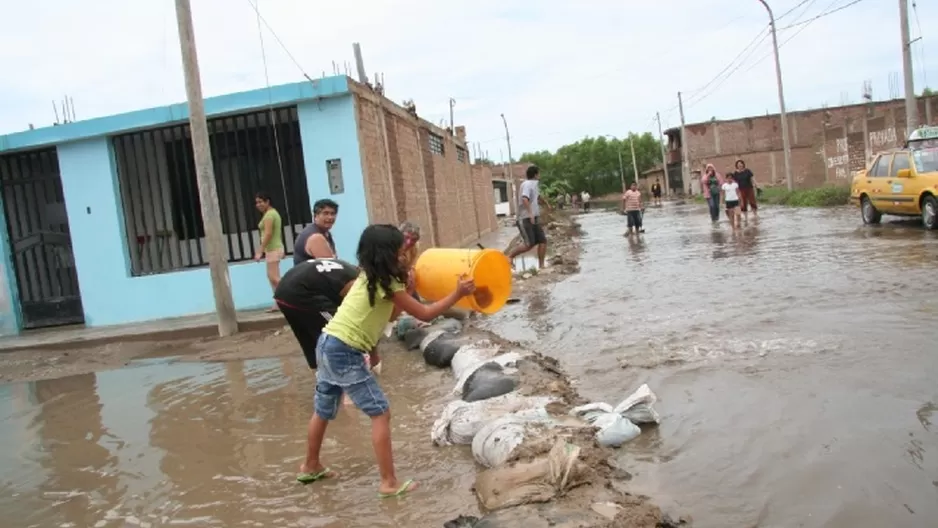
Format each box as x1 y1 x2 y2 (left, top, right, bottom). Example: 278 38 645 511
622 182 644 236
721 173 741 229
298 225 475 498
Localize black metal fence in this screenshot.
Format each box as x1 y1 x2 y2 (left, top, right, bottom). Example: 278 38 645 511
112 106 312 276
0 148 85 328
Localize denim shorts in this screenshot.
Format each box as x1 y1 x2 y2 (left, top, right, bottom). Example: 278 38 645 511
314 333 389 419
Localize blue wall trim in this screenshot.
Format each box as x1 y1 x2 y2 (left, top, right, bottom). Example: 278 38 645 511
0 76 350 154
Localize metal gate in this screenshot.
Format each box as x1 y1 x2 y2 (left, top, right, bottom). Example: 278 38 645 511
0 148 84 329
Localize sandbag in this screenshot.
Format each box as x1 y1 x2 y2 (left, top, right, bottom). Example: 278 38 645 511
453 351 527 396
462 362 518 402
403 328 428 350
568 384 660 447
431 393 556 446
612 383 661 425
450 342 501 381
471 412 554 468
474 438 590 511
423 335 464 368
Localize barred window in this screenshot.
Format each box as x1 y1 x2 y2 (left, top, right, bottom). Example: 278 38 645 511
429 133 444 156
456 146 467 163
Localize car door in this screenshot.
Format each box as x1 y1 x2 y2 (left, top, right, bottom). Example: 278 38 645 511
868 153 896 213
887 150 918 214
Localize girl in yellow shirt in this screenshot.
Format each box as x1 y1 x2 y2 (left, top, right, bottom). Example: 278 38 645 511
297 224 474 498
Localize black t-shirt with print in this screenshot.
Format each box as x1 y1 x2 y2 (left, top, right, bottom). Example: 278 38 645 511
274 258 359 313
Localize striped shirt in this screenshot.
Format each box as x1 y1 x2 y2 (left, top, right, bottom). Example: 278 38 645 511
623 190 642 211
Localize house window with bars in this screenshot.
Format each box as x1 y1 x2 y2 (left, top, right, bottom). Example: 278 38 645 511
456 146 467 163
429 133 444 156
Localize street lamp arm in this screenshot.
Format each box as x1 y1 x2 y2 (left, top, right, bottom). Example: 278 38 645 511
755 0 794 191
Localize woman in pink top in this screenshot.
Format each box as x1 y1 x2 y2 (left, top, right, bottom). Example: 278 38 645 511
700 164 724 223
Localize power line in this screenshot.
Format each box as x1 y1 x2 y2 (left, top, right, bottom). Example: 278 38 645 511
778 0 817 20
779 0 868 30
739 0 843 77
685 31 772 110
244 0 314 83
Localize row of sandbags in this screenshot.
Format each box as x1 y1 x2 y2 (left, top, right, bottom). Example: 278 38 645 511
392 316 663 466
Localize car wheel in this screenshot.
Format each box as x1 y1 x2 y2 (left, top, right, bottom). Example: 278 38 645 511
861 196 881 225
922 195 938 230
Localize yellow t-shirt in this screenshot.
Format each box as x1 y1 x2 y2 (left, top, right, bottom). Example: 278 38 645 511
323 274 404 353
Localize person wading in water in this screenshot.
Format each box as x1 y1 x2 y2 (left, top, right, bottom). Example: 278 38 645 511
733 159 758 221
294 199 338 264
701 164 724 223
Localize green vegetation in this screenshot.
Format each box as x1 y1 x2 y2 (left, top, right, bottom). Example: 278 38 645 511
758 186 851 207
923 87 934 97
518 133 663 200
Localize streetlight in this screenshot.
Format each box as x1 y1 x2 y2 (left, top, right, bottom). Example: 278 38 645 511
757 0 794 191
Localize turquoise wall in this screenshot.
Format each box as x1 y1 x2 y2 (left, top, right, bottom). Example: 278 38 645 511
0 77 369 331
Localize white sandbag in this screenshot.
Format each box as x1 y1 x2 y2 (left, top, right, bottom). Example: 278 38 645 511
453 351 528 396
419 330 446 353
431 393 556 446
471 412 555 468
612 383 661 425
590 413 641 447
450 341 500 380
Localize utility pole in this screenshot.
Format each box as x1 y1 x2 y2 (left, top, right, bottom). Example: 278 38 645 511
899 0 919 132
629 136 640 191
175 0 238 336
757 0 794 191
449 98 456 133
678 92 690 193
656 112 670 197
500 113 516 214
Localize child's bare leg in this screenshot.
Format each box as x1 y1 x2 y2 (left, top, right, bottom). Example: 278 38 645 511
300 383 341 479
301 413 331 474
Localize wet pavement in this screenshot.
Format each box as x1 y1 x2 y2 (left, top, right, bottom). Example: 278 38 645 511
2 203 937 528
484 204 938 527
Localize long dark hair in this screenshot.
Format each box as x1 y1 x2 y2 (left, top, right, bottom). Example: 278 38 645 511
357 224 408 307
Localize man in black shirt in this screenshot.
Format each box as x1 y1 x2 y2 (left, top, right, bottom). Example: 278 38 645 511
734 159 758 219
274 258 359 369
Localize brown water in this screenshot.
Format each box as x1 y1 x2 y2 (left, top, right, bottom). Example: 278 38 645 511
3 204 937 528
484 204 938 527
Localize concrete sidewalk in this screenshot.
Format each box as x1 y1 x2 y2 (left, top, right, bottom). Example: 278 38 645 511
0 310 285 353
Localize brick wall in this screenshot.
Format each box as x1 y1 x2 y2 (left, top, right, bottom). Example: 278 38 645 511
350 81 497 250
672 95 938 188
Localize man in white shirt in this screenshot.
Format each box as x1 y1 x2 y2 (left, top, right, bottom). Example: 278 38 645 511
581 191 592 212
506 165 551 269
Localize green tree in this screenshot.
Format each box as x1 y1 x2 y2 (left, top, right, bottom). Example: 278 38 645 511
518 133 663 199
923 87 934 97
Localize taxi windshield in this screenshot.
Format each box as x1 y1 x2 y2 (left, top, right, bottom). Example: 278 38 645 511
910 143 938 173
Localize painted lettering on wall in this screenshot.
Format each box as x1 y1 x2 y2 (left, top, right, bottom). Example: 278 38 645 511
869 128 897 149
827 138 849 179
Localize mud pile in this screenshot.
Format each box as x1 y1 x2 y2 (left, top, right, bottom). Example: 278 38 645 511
391 316 688 528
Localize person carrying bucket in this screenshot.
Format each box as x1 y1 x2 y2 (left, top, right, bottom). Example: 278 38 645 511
505 165 552 269
299 224 476 498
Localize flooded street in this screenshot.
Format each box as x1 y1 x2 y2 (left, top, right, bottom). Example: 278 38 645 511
2 203 937 528
486 204 938 527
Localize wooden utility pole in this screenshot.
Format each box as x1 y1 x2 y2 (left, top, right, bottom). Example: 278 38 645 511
175 0 238 336
678 92 690 193
629 135 640 190
899 0 919 132
656 112 670 197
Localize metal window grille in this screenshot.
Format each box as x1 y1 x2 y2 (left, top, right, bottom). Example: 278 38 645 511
456 146 467 163
112 106 312 276
429 133 445 156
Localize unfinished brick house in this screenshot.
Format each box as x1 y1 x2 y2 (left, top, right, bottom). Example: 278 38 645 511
665 94 938 191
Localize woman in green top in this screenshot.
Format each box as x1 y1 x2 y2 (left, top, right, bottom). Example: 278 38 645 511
254 192 284 311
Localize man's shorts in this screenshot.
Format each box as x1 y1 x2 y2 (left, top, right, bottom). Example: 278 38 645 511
626 210 643 228
739 187 758 212
314 334 389 420
517 217 547 247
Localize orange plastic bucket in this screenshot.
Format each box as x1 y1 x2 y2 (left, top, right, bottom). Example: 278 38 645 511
414 248 512 314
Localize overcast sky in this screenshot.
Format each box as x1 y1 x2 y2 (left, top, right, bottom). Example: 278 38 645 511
1 0 935 158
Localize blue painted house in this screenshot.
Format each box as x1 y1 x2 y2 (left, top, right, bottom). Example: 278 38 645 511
0 76 498 337
0 76 378 336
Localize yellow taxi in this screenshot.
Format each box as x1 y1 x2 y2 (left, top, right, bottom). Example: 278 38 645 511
851 126 938 230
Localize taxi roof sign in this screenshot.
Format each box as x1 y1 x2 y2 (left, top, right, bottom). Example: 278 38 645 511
909 126 938 141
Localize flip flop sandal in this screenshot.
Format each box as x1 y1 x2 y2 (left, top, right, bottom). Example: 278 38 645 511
296 467 335 485
378 479 415 499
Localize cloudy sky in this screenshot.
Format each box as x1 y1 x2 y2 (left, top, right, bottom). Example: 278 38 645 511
1 0 935 158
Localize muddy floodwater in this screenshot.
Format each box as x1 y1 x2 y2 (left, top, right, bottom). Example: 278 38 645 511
485 204 938 527
1 204 937 528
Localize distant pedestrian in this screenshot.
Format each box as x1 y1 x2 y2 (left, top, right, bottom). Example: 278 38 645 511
650 179 663 206
622 182 644 236
254 192 284 312
571 192 579 212
506 165 551 269
581 191 592 212
733 159 758 220
701 164 724 223
721 173 741 229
